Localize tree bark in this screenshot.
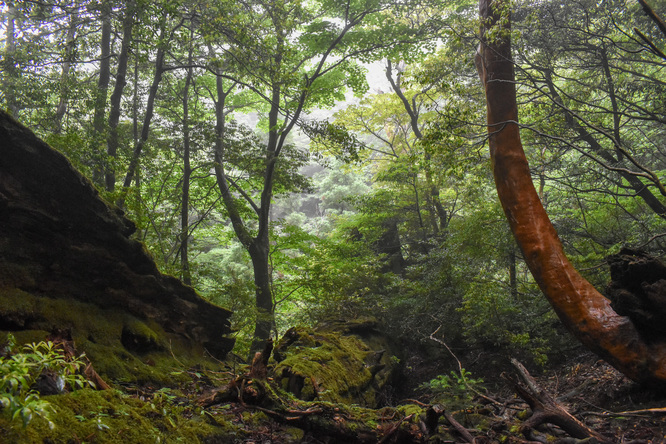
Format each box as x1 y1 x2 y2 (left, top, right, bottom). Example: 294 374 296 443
106 3 135 192
211 72 275 356
54 4 79 132
507 359 610 442
180 44 194 287
91 2 111 186
3 2 19 116
476 0 666 384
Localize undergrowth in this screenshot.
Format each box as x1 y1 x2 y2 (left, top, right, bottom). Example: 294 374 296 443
0 334 92 428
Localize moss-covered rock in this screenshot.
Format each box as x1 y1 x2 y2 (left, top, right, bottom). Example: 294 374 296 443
0 289 226 386
272 320 400 408
0 110 235 386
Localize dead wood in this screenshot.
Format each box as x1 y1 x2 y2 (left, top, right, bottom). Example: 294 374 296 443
444 410 476 443
506 359 610 443
47 330 111 390
249 338 273 379
198 370 428 443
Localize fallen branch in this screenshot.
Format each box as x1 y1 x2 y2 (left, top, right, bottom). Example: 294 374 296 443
583 407 666 418
506 358 610 443
444 410 476 443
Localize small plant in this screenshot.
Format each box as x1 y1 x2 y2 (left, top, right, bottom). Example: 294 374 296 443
0 334 93 427
418 368 484 408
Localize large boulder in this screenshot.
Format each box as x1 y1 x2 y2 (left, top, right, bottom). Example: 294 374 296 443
0 110 233 382
272 318 401 408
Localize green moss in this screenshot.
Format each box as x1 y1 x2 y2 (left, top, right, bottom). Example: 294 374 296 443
121 317 165 353
285 427 305 440
0 289 223 387
0 388 244 443
396 403 424 418
272 327 378 406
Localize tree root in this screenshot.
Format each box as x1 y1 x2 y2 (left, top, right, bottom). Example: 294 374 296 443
506 358 610 443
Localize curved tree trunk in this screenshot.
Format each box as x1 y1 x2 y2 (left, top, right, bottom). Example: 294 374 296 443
475 0 666 384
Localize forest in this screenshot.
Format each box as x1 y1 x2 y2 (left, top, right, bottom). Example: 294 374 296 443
2 0 666 442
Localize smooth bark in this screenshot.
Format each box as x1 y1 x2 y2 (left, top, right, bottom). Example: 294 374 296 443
476 0 666 384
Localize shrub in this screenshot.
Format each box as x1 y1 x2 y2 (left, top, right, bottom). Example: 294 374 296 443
0 334 92 427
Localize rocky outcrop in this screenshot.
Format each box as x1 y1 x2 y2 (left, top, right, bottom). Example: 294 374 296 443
272 318 401 408
0 110 233 381
607 248 666 337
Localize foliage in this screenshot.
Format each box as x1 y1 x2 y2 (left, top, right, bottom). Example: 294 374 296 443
5 0 666 387
418 368 484 409
0 334 91 428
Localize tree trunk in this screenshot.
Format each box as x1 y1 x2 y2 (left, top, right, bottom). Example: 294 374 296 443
120 46 165 195
91 2 111 186
54 4 79 132
106 3 135 192
180 46 194 286
248 240 274 354
476 0 666 384
3 3 19 116
508 246 518 300
211 72 275 355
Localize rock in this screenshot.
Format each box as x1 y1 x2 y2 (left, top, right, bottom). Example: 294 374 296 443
272 319 401 408
0 110 234 382
606 248 666 336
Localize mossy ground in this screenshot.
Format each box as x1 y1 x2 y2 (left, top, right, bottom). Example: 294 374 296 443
0 388 240 443
0 288 220 386
3 309 641 443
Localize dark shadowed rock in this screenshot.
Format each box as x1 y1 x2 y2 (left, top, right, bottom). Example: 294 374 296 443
606 248 666 337
0 110 233 381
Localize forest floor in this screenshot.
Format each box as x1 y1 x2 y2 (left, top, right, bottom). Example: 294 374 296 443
518 353 666 443
183 350 666 443
229 350 666 443
4 344 666 443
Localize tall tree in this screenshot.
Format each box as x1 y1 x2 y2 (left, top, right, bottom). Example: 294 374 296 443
476 0 666 384
53 1 80 132
513 0 666 225
2 1 19 116
106 1 136 192
201 0 442 353
91 1 112 185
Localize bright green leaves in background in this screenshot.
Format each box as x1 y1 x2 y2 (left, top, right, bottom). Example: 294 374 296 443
2 0 666 364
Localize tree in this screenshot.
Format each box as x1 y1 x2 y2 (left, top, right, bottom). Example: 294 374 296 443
511 0 666 239
476 0 666 384
200 0 443 353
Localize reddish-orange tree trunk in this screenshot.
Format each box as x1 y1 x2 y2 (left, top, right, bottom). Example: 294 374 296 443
476 0 666 384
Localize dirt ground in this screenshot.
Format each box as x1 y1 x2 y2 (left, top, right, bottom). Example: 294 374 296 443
488 352 666 443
